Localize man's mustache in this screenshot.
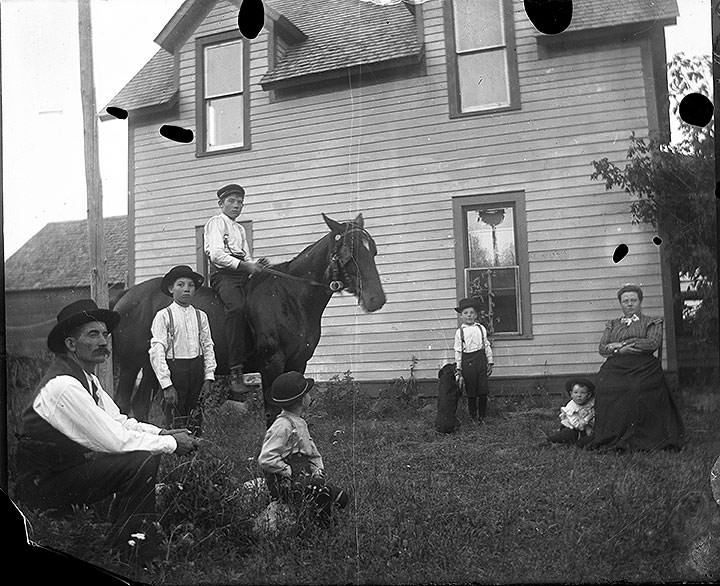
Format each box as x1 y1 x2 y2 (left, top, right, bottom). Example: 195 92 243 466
94 348 111 355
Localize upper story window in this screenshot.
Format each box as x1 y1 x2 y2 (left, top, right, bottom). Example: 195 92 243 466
445 0 520 117
196 32 250 156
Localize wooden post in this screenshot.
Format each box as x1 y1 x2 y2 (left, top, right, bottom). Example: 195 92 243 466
78 0 114 394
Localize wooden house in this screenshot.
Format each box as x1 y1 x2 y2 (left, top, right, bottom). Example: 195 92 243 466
103 0 679 394
4 216 128 356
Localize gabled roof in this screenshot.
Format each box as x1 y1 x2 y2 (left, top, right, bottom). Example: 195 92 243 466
103 0 678 114
5 216 128 291
259 0 422 88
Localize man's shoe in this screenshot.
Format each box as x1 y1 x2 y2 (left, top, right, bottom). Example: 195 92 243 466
230 367 252 401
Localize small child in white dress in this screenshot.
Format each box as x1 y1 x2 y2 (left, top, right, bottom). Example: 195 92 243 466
546 378 595 447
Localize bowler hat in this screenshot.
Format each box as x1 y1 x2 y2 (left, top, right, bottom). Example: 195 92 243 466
160 265 205 296
455 297 482 313
47 299 120 354
565 377 596 397
216 183 245 200
271 371 315 406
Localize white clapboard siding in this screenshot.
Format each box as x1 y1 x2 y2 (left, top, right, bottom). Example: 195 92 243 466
130 0 667 381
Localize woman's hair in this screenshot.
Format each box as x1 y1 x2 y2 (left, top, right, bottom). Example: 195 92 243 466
616 284 643 302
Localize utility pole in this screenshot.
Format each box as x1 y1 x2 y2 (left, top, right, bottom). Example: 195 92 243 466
78 0 113 393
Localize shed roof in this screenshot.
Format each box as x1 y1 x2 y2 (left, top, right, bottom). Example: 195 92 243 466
5 216 128 291
103 0 678 113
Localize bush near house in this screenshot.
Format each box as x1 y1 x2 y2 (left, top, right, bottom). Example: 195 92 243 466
7 360 720 584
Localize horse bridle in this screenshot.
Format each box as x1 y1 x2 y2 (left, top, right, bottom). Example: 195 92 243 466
262 222 375 292
326 222 377 293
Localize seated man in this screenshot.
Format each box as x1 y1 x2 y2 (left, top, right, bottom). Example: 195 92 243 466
14 299 199 562
203 183 269 398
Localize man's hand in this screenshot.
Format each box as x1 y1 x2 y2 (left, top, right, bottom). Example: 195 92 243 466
257 257 270 268
201 380 212 396
171 431 200 456
160 428 192 436
163 385 178 406
618 344 642 355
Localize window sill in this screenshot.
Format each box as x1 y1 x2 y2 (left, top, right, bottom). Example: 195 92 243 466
449 102 521 119
196 144 251 157
490 333 534 341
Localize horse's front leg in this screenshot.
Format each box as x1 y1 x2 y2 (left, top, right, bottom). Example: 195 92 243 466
132 365 158 422
261 351 286 429
115 365 139 416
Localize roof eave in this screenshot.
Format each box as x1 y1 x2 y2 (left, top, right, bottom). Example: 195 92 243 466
537 16 678 46
99 90 179 122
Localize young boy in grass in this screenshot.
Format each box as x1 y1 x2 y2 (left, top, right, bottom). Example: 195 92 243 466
149 265 216 435
546 378 595 447
258 371 349 524
454 298 494 422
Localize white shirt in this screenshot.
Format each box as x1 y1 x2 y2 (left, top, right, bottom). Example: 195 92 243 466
203 212 253 270
560 398 595 431
32 371 177 454
148 302 216 390
454 323 493 365
258 410 324 478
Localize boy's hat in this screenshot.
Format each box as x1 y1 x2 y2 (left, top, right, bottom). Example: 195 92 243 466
161 265 205 296
47 299 120 354
565 377 596 397
271 371 315 406
455 297 482 313
217 183 245 201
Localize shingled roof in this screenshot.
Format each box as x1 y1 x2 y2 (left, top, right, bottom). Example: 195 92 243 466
103 0 678 113
569 0 678 32
100 48 176 119
259 0 422 88
5 216 128 291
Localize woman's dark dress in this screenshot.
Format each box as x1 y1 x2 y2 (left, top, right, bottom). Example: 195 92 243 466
587 314 683 451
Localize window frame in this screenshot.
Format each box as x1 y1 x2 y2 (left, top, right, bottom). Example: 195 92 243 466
444 0 521 118
195 30 251 157
452 192 533 339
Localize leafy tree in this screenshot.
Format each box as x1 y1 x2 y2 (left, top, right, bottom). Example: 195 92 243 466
590 53 716 347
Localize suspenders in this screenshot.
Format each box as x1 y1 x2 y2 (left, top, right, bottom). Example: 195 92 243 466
459 323 488 354
166 306 203 361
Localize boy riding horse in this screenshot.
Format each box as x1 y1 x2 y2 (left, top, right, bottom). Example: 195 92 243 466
203 183 270 399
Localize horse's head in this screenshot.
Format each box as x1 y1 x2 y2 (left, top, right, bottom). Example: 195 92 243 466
322 213 386 312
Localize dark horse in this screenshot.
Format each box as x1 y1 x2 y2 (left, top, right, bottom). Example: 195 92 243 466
111 213 386 425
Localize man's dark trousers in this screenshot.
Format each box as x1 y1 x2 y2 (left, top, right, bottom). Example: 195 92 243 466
210 269 250 370
17 451 161 541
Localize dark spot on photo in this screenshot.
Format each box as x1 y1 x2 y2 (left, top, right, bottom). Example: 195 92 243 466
613 244 628 263
524 0 572 35
238 0 265 39
679 93 714 128
160 125 194 143
652 236 662 246
105 106 128 120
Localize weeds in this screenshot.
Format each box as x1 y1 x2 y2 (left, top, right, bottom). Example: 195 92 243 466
7 355 720 584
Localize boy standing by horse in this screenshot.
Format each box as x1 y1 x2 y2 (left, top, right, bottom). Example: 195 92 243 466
149 265 216 435
203 183 269 399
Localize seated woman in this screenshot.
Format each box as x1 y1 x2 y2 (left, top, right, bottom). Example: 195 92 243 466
587 284 683 451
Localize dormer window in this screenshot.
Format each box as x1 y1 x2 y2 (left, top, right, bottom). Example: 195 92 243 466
196 31 250 155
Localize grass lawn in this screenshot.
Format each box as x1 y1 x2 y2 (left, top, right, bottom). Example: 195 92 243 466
7 364 720 585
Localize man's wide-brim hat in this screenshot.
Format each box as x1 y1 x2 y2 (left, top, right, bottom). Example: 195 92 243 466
270 371 315 406
216 183 245 200
455 297 482 313
47 299 120 354
161 265 205 296
565 377 596 397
